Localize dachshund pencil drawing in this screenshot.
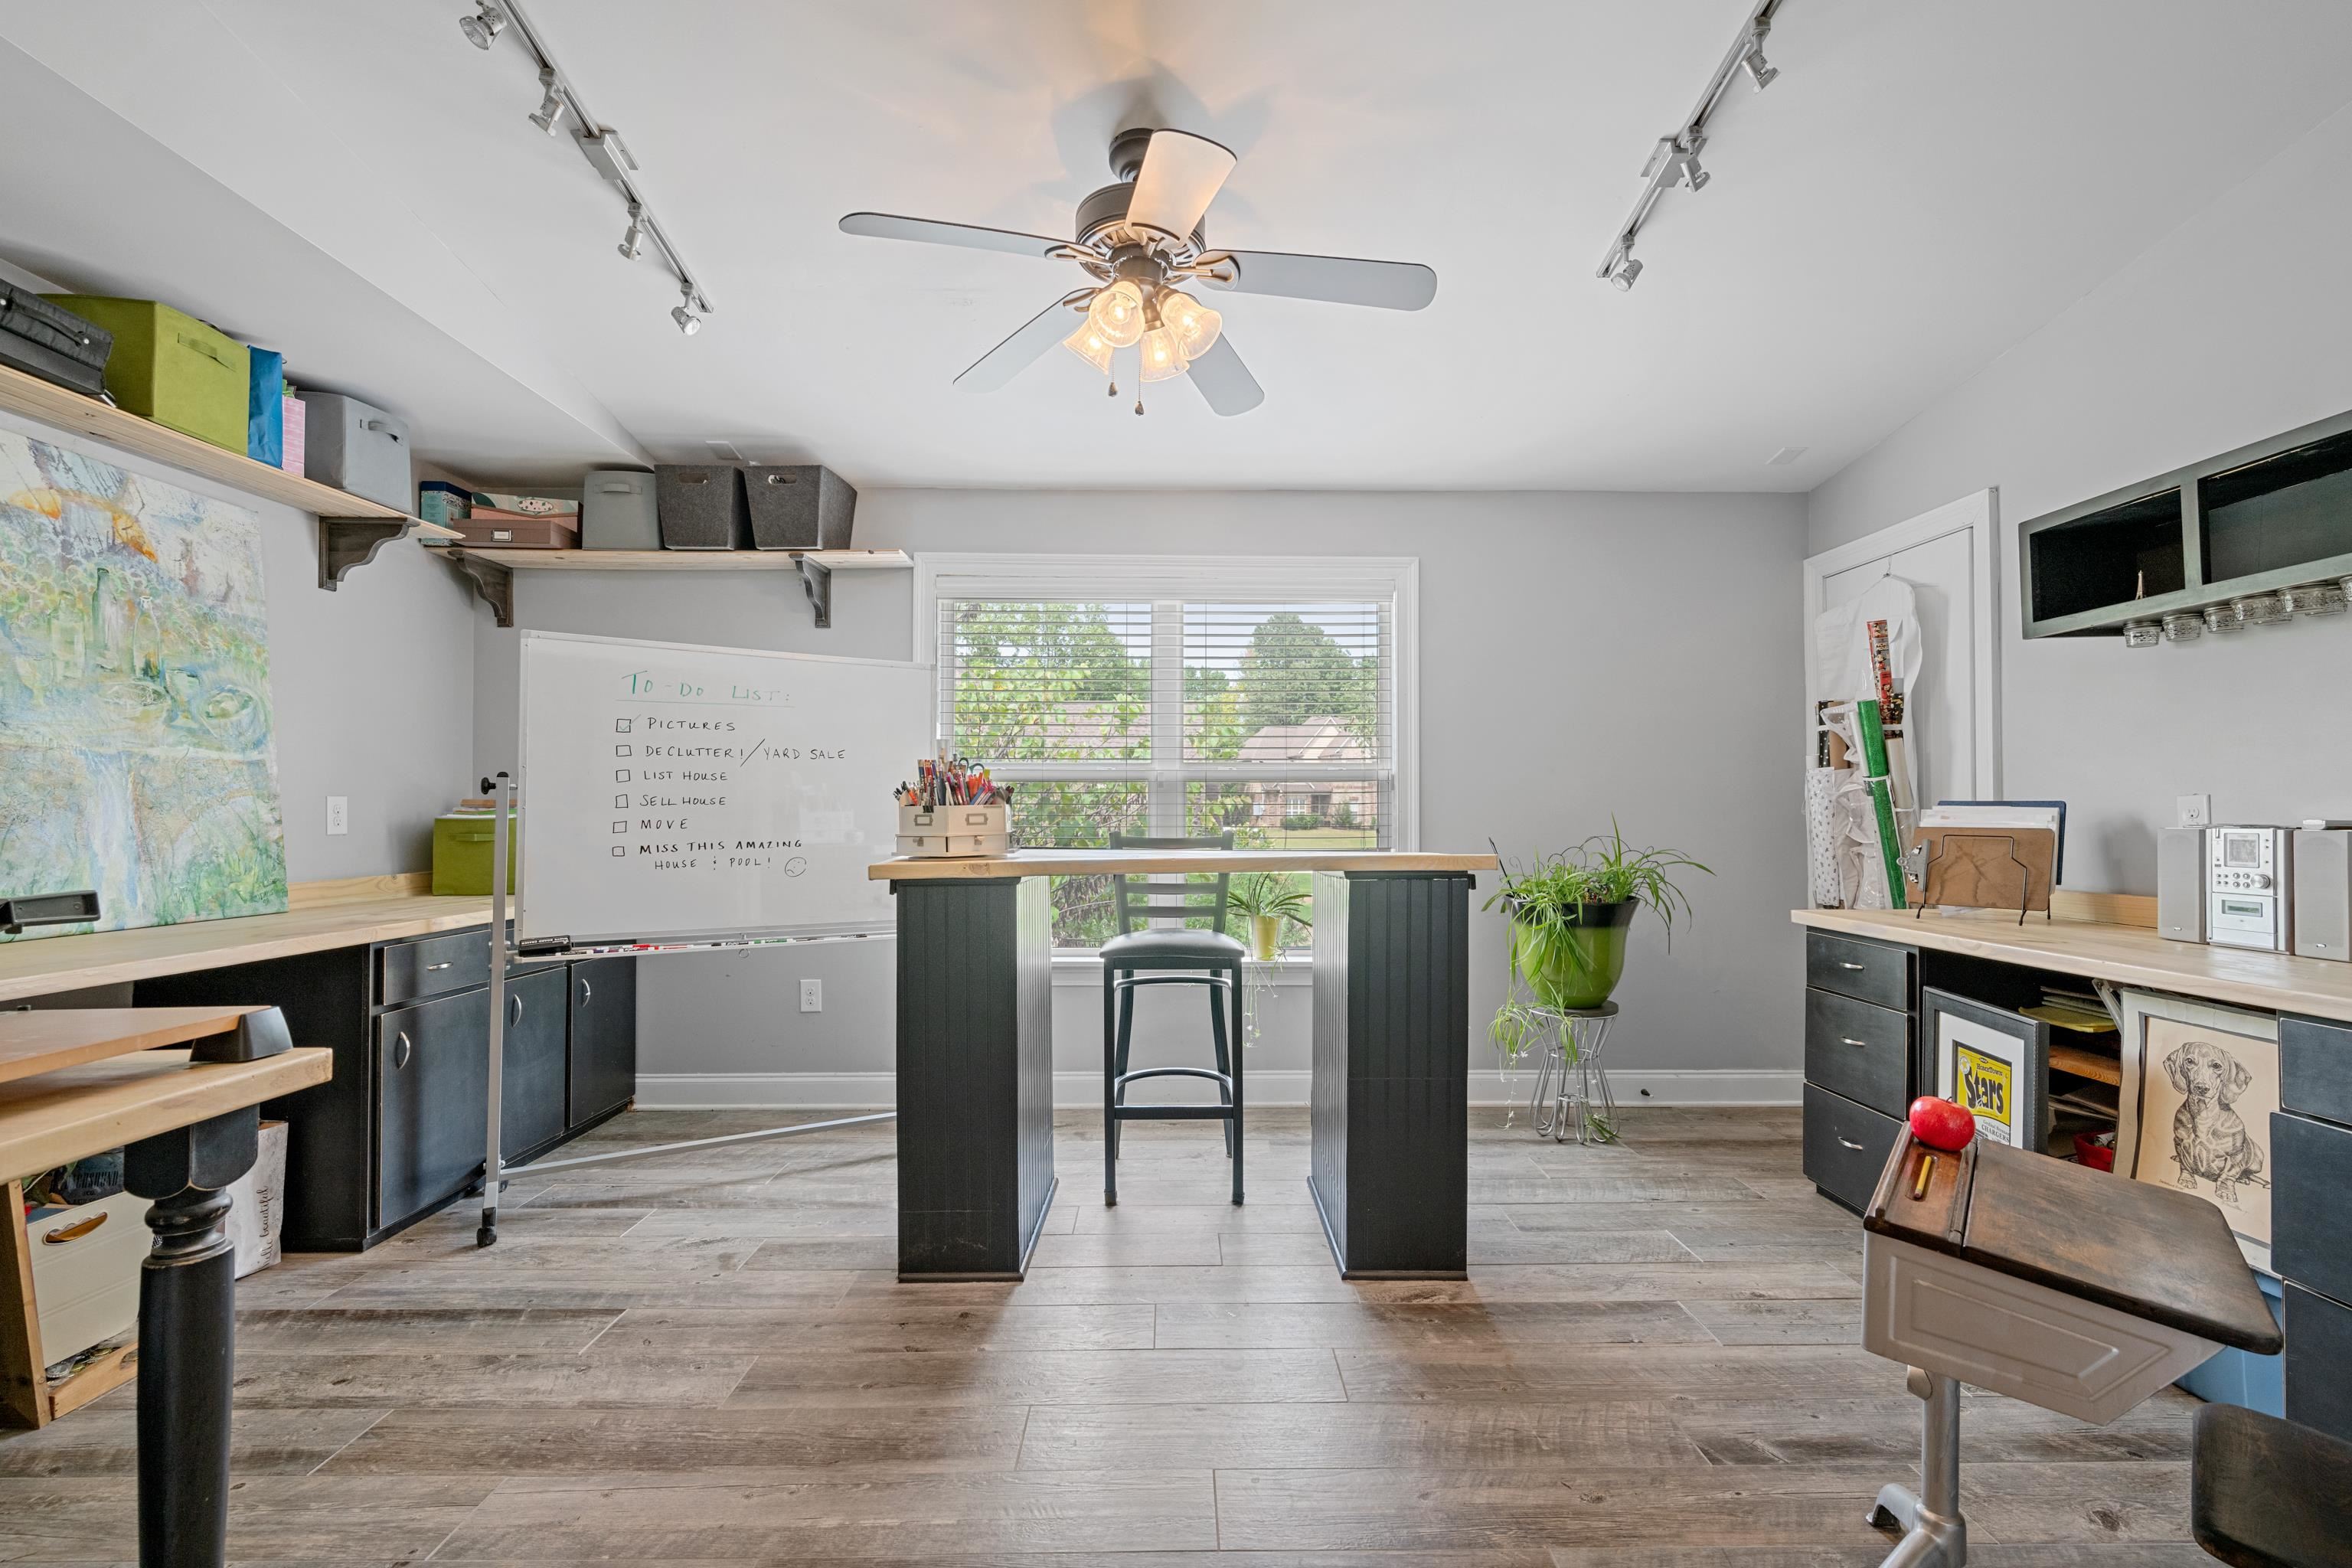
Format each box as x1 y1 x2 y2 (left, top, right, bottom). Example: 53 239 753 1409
2164 1039 2266 1204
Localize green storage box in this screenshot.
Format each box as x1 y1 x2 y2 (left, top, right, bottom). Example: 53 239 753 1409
42 296 250 452
433 812 520 896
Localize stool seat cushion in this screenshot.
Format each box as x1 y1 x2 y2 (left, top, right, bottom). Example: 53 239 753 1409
2192 1403 2352 1568
1100 929 1246 964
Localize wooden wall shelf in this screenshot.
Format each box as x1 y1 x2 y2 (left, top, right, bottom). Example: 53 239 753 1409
437 547 913 629
0 360 458 593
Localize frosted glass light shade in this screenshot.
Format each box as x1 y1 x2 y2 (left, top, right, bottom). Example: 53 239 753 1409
1157 290 1223 355
1139 324 1190 382
1061 320 1114 373
1087 281 1145 348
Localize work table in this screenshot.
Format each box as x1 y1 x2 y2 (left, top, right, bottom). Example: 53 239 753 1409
871 849 1499 880
1792 905 2352 1024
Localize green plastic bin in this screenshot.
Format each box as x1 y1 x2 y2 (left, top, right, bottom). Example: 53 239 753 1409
433 812 520 897
42 296 250 452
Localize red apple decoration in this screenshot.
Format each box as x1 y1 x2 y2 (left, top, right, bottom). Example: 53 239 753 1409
1909 1095 1975 1152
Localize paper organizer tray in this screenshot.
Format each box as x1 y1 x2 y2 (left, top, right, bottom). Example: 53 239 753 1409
897 802 1011 858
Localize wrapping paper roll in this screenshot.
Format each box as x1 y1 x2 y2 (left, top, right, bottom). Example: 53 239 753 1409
1805 767 1845 906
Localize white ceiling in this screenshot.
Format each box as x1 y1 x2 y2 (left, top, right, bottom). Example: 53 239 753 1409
3 1 2349 492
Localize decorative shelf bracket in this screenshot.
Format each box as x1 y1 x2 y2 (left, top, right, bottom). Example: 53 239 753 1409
799 554 834 629
443 550 515 627
318 518 416 591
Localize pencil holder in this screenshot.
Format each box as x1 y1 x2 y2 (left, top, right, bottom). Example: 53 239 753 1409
897 802 1012 858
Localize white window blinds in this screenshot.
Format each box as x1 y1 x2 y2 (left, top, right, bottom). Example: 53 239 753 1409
922 557 1416 946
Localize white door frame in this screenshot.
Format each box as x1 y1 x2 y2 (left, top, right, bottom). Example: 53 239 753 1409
1802 488 2001 798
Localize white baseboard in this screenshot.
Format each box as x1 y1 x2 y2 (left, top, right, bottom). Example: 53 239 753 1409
632 1068 1802 1110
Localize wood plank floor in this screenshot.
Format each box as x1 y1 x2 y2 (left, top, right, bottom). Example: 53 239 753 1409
0 1106 2215 1564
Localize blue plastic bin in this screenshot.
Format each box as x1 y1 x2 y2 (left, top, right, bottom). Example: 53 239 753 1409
2176 1271 2285 1414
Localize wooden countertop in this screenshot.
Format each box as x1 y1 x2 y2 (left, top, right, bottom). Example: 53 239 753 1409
0 1007 263 1086
0 1047 332 1178
871 850 1501 881
0 893 491 1006
1794 906 2352 1024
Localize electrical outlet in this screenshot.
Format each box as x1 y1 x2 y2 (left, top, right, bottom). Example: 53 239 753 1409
799 978 822 1013
2177 793 2213 828
325 795 349 836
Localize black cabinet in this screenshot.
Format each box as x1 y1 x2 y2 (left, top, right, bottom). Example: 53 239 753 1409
1801 930 1916 1212
139 928 635 1249
568 955 637 1127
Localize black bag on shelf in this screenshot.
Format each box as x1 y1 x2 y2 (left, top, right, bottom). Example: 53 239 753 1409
0 283 113 397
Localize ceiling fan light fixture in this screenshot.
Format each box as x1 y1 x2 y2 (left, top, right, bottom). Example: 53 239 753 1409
1087 281 1146 348
1060 320 1114 374
1138 324 1190 383
1157 289 1222 356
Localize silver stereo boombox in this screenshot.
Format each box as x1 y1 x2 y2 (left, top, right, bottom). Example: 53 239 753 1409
2207 825 2293 952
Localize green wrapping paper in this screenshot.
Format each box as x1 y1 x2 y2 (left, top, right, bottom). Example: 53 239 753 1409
1856 700 1907 910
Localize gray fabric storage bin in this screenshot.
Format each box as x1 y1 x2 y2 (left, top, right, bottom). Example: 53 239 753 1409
744 465 857 550
582 469 659 550
299 391 411 511
656 464 749 549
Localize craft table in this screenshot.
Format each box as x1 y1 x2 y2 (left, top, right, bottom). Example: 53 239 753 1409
0 1007 331 1567
871 850 1496 1280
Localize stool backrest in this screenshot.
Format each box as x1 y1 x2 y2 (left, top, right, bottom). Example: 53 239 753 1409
1109 830 1234 935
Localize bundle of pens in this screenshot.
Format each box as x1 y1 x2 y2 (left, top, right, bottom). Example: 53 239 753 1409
897 756 1013 811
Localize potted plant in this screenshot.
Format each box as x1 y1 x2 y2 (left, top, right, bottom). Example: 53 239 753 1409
1227 871 1312 961
1488 822 1712 1075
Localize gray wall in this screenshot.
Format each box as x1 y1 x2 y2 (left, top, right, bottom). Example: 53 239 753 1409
1 407 475 884
1808 103 2352 892
474 489 1809 1100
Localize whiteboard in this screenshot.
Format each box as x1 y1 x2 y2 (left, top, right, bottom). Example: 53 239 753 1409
514 631 931 945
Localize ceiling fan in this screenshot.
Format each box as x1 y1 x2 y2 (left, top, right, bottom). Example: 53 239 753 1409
839 127 1437 416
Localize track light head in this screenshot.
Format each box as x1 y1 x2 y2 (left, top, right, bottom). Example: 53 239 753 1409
1677 151 1708 191
1741 43 1778 90
671 283 703 335
619 210 645 261
459 2 505 48
1607 253 1642 292
529 69 567 134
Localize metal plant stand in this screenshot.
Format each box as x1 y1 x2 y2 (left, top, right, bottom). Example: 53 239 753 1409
1527 1001 1619 1144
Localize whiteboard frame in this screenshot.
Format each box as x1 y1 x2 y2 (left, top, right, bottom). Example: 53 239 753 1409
513 629 932 947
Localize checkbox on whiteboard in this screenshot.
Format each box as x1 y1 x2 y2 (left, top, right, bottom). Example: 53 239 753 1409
612 821 629 834
614 794 629 808
616 718 632 733
615 744 632 757
610 845 626 858
615 769 630 782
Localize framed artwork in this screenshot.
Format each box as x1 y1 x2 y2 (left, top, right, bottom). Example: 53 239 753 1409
2114 988 2279 1274
1926 988 2050 1150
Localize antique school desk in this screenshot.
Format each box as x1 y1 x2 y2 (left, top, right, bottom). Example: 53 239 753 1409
0 1006 332 1567
1792 901 2352 1446
871 849 1497 1282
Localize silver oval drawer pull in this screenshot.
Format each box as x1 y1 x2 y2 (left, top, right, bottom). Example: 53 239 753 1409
1835 961 1865 971
1836 1135 1867 1152
1840 1036 1870 1048
394 1031 414 1070
426 961 454 972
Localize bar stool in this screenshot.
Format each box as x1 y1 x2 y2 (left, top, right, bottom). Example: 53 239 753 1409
1526 1002 1619 1144
2191 1403 2352 1568
1100 830 1245 1207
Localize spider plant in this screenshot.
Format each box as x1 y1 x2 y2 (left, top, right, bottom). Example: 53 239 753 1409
1227 871 1312 960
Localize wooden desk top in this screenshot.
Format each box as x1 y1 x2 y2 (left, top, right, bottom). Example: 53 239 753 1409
0 893 490 1006
1793 906 2352 1024
0 1008 263 1086
0 1047 332 1179
871 850 1500 881
1866 1131 2282 1352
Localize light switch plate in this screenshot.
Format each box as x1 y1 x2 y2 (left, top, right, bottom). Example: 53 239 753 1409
325 795 348 836
2177 793 2213 828
799 978 822 1013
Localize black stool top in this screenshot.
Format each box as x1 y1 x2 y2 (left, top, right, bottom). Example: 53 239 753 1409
2193 1403 2352 1568
1864 1131 2282 1353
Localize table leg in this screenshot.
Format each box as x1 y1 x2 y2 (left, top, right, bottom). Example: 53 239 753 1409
125 1106 259 1568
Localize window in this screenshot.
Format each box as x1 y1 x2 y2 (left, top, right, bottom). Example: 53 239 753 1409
918 555 1418 947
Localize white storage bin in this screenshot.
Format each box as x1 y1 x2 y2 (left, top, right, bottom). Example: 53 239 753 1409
298 390 413 511
224 1119 289 1279
27 1191 151 1367
897 803 1012 858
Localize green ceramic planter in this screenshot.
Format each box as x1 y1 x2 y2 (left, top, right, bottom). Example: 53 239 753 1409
1508 897 1638 1010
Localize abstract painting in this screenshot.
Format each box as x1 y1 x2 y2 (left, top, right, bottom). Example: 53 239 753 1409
2115 988 2279 1273
0 427 286 940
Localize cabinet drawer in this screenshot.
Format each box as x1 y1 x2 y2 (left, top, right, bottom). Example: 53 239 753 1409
2281 1014 2352 1128
2285 1282 2352 1446
28 1191 152 1364
2272 1109 2352 1307
374 988 490 1229
1802 1083 1901 1214
1805 988 1912 1117
1805 930 1911 1010
377 928 492 1006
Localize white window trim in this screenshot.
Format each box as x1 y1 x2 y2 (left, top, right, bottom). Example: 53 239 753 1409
913 552 1421 850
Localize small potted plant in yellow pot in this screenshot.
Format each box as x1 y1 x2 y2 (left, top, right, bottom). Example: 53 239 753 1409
1226 872 1311 961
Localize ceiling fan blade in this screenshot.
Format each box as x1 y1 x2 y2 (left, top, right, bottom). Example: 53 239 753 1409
953 291 1093 393
1198 249 1437 311
838 211 1073 260
1125 130 1236 240
1184 335 1264 417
